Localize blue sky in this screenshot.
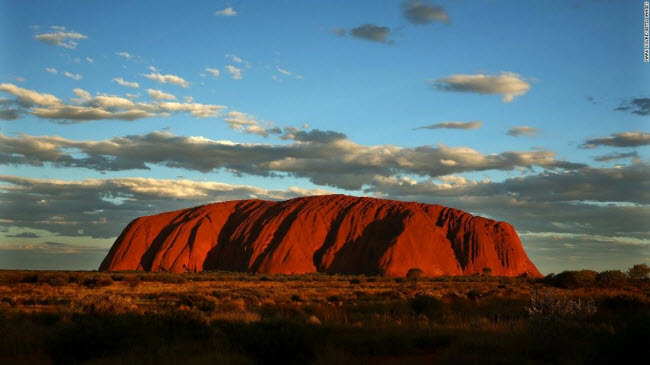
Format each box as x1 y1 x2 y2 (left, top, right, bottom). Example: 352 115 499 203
0 0 648 273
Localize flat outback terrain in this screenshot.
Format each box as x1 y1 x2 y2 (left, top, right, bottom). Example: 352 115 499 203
1 269 649 364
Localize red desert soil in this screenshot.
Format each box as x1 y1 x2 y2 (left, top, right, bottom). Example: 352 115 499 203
100 195 541 277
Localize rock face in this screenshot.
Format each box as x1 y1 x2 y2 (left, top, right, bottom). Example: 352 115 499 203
99 195 542 277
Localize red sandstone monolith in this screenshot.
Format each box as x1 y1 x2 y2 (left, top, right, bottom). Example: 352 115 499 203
99 195 542 277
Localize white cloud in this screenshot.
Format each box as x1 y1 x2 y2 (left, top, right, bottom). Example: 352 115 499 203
582 132 650 148
205 67 221 77
34 27 87 49
432 72 531 102
415 121 482 130
115 51 133 59
112 77 140 89
0 84 224 122
0 83 62 107
64 72 83 81
402 1 449 25
45 67 58 74
507 126 539 137
215 7 237 16
224 110 274 136
147 89 176 100
277 67 291 76
0 129 585 189
0 174 331 238
225 54 250 68
225 65 242 80
143 72 190 88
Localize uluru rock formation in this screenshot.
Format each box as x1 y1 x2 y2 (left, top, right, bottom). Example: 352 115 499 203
99 195 542 277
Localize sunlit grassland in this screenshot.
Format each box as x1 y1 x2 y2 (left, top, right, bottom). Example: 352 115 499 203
1 269 648 364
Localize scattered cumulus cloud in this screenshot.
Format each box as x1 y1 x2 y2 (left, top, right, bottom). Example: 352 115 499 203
112 77 139 89
147 89 176 100
507 126 539 137
45 67 58 74
34 26 87 49
143 72 190 88
215 7 237 16
432 72 531 102
115 51 133 59
0 83 223 122
0 174 331 239
205 67 220 77
349 24 393 44
581 132 650 148
415 121 482 130
402 1 449 25
274 66 303 80
615 97 650 116
63 72 82 81
6 232 40 238
0 83 62 107
0 130 585 190
225 65 242 80
593 151 640 162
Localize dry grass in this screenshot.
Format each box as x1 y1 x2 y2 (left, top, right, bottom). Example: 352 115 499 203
0 270 648 364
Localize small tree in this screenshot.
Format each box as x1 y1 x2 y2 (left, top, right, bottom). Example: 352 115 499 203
406 268 424 288
482 267 493 276
627 264 650 280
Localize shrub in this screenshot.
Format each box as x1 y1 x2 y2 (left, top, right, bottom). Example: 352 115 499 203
409 294 442 318
291 294 303 302
349 278 362 285
326 295 341 303
96 276 114 288
595 270 627 288
466 289 481 301
70 294 135 315
545 270 597 289
482 267 493 276
38 273 69 286
178 293 217 312
406 268 424 279
627 264 650 280
525 290 597 321
219 320 326 365
123 275 141 289
140 273 188 284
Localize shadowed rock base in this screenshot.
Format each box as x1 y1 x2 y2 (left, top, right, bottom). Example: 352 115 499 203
99 195 542 277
